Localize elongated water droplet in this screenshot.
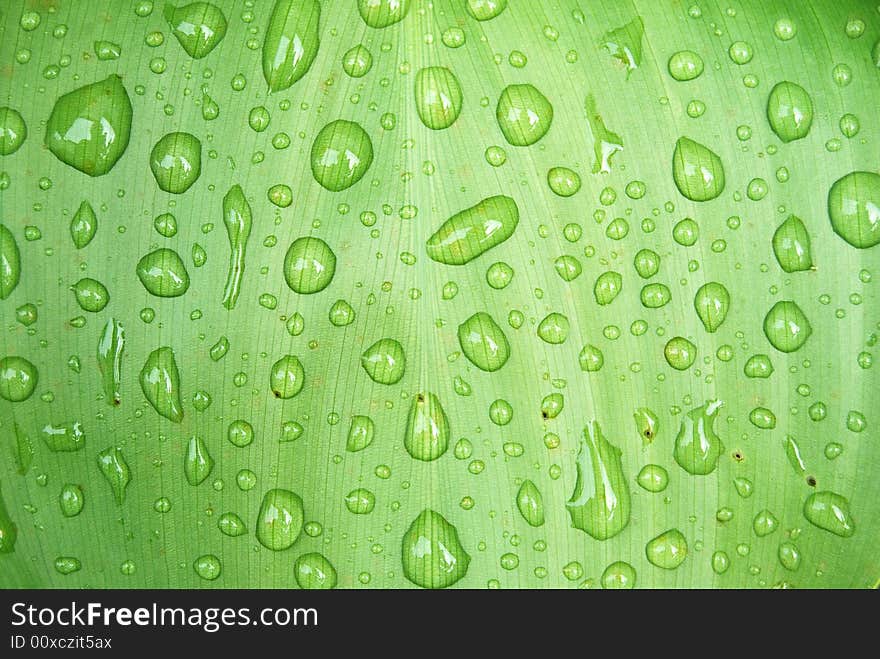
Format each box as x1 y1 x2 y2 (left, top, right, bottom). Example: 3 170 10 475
516 480 545 527
0 486 17 553
772 214 813 272
426 195 519 265
0 355 38 402
0 224 21 299
256 488 304 551
633 407 659 445
97 318 124 406
767 81 813 143
827 171 880 249
263 0 320 91
599 17 644 76
150 132 201 193
310 120 373 191
361 338 406 384
405 392 449 461
269 355 304 399
346 415 374 452
71 277 109 312
184 435 214 485
763 300 812 352
415 67 462 130
139 347 184 422
45 75 132 176
673 400 724 475
783 435 806 476
70 201 97 249
283 236 336 294
221 184 252 309
0 107 27 155
566 420 631 540
358 0 410 28
59 484 84 517
12 423 34 475
496 84 553 146
218 512 247 536
210 336 229 361
294 552 337 589
96 446 131 505
672 136 725 201
803 491 855 537
401 509 470 588
584 94 623 173
137 248 190 297
646 529 688 569
694 282 730 332
458 312 510 371
164 2 227 59
41 421 85 452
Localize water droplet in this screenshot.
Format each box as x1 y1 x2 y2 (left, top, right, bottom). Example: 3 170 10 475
263 0 320 91
547 167 581 197
640 282 672 309
734 477 753 498
537 313 569 344
0 107 27 155
646 529 688 569
515 480 545 527
711 550 730 574
401 509 470 588
496 84 553 146
664 336 696 370
0 224 21 300
256 488 304 551
71 278 109 313
96 318 125 406
96 446 131 504
694 282 730 332
599 17 644 76
426 195 519 266
566 420 631 540
601 561 636 588
139 347 184 422
344 488 376 514
728 41 754 65
342 45 372 78
778 542 801 571
360 338 406 384
743 354 774 379
634 248 660 279
136 248 190 298
184 435 214 486
753 509 778 536
749 407 777 430
358 0 410 28
637 464 669 492
193 554 221 581
328 299 355 326
150 132 201 193
767 82 813 143
283 236 336 294
763 300 812 352
54 556 82 575
827 171 880 249
773 18 797 41
578 344 604 372
269 355 305 399
594 271 622 305
672 137 725 202
405 392 450 461
346 415 374 452
45 75 132 176
415 67 462 130
295 552 337 589
164 2 227 59
772 214 813 272
58 484 84 518
310 120 373 191
466 0 507 21
673 400 724 475
633 407 659 445
584 94 623 173
69 201 97 249
458 312 510 371
221 184 252 309
217 512 247 537
803 491 855 537
668 50 704 81
0 355 38 402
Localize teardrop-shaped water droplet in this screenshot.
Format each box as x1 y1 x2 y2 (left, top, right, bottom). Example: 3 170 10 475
164 2 227 59
803 491 855 537
645 528 688 569
827 171 880 249
361 338 406 384
633 407 659 445
673 400 724 475
45 75 132 176
404 392 450 461
465 0 507 21
772 214 813 272
294 552 337 589
457 312 510 371
672 136 725 202
71 277 109 312
70 201 97 249
218 512 247 536
358 0 410 28
346 415 374 452
96 446 131 505
0 355 38 402
184 435 214 485
515 480 545 527
0 224 22 299
426 195 519 265
767 81 813 143
401 509 470 588
263 0 320 91
496 84 553 146
59 484 84 517
693 282 730 332
566 420 631 540
256 488 304 551
139 346 184 422
763 300 812 353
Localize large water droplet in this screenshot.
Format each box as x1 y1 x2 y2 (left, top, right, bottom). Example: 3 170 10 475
0 486 17 553
221 184 253 309
762 300 812 352
358 0 410 27
71 277 109 312
269 355 305 399
0 107 27 155
673 400 724 475
600 16 644 76
283 236 336 294
70 201 97 249
150 132 201 193
361 338 405 384
96 446 131 504
772 214 814 271
0 355 38 402
346 415 374 452
664 336 696 370
59 484 84 518
458 311 510 371
743 354 774 378
294 552 337 589
693 282 730 332
645 529 688 569
310 120 373 191
415 67 462 130
184 435 214 485
827 171 880 249
139 346 184 422
137 248 190 297
401 509 470 588
767 81 813 143
45 75 132 176
496 84 553 146
516 480 545 527
803 491 855 537
41 421 85 452
566 420 631 540
164 2 227 59
0 224 22 299
672 136 725 201
601 561 636 588
405 392 449 461
262 0 320 91
426 195 519 266
466 0 507 21
256 488 304 551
